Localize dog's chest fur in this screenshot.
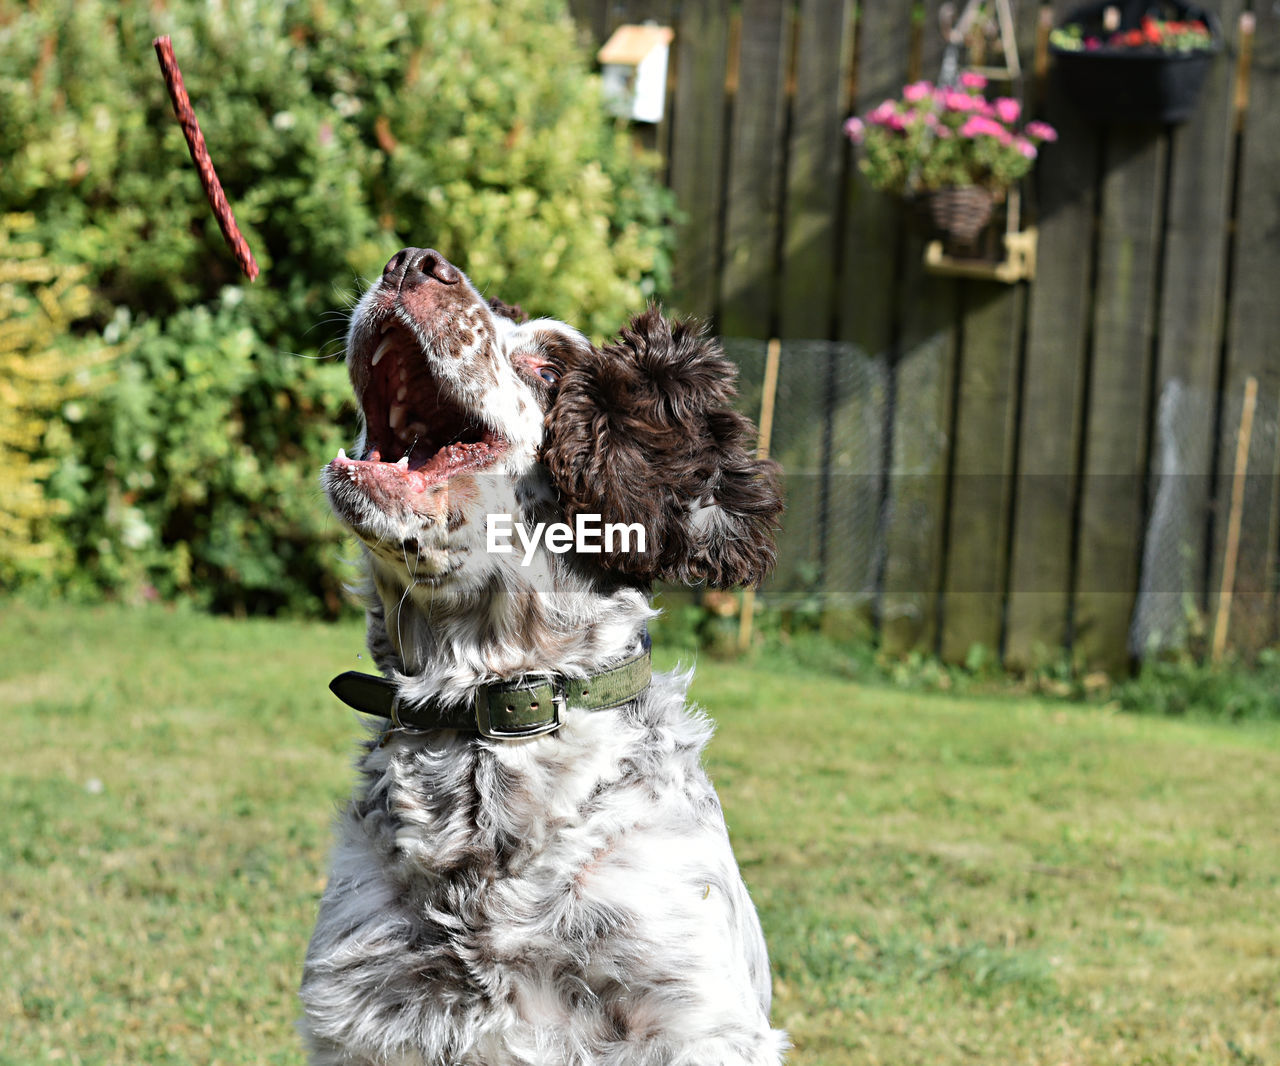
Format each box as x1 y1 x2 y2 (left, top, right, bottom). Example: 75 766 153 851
301 671 782 1066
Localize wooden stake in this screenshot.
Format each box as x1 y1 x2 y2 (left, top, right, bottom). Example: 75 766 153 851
738 337 782 652
1212 375 1258 663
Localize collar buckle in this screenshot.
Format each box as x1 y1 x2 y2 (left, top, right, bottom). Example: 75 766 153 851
473 680 566 739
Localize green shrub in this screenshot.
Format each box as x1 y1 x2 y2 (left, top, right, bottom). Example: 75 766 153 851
0 0 675 613
662 592 1280 722
1109 649 1280 722
48 297 354 614
0 214 112 588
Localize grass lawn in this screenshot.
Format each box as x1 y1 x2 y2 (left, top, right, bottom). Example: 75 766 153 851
2 603 1278 1065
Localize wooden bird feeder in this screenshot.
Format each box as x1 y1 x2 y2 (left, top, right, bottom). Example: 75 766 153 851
598 24 674 124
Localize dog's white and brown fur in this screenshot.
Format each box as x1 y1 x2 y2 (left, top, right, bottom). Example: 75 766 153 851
300 248 786 1065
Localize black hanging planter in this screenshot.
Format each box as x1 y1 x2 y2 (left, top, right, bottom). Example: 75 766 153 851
1050 1 1221 124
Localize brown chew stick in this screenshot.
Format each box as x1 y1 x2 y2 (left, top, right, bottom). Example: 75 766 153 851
153 35 259 281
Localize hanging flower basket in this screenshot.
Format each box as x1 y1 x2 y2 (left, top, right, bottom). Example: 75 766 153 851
1050 2 1221 125
913 186 995 247
844 72 1057 252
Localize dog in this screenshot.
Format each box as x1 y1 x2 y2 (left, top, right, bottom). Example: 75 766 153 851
300 247 787 1066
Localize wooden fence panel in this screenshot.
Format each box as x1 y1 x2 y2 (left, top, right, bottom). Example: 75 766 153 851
667 0 732 319
835 7 918 651
779 0 854 340
825 349 889 620
1073 130 1167 674
938 2 1047 665
570 0 1278 668
719 0 791 337
1217 8 1280 654
856 3 957 657
773 2 855 613
566 0 609 45
880 251 958 657
836 4 913 357
1003 42 1095 669
939 283 1025 664
1003 1 1092 669
1139 0 1245 657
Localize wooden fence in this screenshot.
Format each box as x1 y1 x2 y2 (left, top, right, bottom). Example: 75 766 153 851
569 0 1280 673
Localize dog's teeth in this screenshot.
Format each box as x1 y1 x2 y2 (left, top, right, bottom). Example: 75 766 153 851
395 384 408 402
336 447 347 461
380 322 392 335
371 337 393 367
408 422 428 437
395 456 410 470
389 403 407 431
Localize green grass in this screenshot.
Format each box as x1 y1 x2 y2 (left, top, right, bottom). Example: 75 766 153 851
2 603 1278 1065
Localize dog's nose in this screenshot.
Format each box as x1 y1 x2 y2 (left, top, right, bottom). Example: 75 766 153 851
381 248 461 290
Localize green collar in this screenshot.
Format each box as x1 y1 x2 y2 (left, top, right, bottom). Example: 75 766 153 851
328 648 652 740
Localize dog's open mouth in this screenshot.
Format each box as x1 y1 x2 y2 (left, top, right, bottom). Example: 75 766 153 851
332 323 508 494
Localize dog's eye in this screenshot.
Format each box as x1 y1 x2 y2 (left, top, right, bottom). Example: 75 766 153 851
537 367 560 386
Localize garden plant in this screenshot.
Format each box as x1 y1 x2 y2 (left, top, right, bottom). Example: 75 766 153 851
0 0 674 615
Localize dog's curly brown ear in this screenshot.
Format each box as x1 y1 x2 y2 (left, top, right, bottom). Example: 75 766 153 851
541 308 783 588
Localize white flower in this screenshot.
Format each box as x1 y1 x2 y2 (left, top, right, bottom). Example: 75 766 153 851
120 508 153 550
331 93 363 118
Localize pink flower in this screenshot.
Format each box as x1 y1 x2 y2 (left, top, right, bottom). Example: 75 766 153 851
1085 36 1102 49
844 116 865 142
959 115 1006 139
1026 120 1058 143
869 100 896 125
994 97 1021 124
959 71 988 90
886 112 907 131
1015 137 1037 158
941 89 978 112
903 80 933 103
